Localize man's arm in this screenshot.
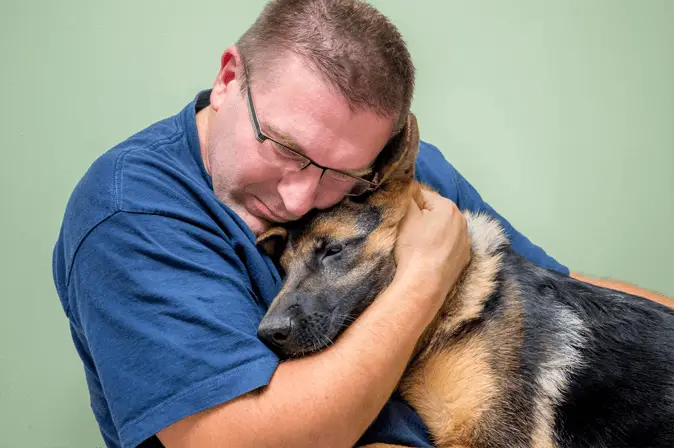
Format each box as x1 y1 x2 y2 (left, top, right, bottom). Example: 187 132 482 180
570 272 674 309
158 190 471 448
158 275 435 448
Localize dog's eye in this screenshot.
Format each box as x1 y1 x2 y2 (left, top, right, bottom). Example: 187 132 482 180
325 244 343 257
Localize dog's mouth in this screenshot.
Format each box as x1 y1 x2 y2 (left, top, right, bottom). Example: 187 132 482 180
290 311 337 357
258 304 361 359
258 256 397 358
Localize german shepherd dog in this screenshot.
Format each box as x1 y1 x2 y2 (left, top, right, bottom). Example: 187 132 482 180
256 114 674 448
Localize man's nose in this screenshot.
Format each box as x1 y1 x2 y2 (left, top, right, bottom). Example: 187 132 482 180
277 166 322 218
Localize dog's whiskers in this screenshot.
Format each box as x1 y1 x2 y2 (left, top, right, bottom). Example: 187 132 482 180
321 311 380 340
321 334 335 348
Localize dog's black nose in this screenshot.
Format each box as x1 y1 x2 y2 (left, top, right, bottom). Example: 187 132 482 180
258 315 293 348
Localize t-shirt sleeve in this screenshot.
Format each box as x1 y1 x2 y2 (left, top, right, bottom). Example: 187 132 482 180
66 211 279 448
416 142 570 275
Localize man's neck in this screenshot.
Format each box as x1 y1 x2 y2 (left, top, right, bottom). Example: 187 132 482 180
195 105 213 176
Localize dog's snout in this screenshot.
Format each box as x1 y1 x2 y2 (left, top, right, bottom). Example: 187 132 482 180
258 315 293 348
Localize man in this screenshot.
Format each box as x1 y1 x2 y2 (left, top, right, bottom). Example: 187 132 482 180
52 1 671 447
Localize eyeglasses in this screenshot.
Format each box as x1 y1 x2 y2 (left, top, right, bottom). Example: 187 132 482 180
245 83 379 196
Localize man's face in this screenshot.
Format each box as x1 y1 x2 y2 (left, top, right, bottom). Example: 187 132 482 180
199 47 395 235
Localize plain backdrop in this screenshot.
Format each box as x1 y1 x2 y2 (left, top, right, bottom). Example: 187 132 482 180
1 1 672 446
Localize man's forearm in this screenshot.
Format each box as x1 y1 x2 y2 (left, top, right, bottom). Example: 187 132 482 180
252 275 436 446
159 275 440 448
571 272 674 309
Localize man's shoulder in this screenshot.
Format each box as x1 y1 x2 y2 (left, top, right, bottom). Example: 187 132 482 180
415 139 460 202
61 115 187 225
53 107 222 285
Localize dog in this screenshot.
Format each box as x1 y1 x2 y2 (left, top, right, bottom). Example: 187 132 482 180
255 114 674 448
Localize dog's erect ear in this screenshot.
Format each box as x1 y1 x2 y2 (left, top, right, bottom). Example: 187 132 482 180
256 227 289 261
371 113 420 188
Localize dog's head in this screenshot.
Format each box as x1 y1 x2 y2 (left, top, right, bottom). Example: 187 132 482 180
256 114 421 358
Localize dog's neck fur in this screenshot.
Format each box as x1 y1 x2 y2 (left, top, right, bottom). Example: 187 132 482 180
425 210 509 361
376 179 510 362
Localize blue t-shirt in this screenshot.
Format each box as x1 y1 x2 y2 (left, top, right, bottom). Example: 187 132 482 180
52 90 568 448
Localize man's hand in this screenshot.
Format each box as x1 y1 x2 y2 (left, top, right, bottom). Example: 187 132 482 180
394 189 472 321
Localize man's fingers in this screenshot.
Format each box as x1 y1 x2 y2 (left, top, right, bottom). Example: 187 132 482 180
405 193 423 220
419 188 442 211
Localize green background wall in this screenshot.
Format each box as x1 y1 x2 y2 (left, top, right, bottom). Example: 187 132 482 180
1 1 672 446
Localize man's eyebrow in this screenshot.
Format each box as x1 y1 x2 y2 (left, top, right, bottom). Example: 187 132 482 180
264 122 307 153
263 122 374 177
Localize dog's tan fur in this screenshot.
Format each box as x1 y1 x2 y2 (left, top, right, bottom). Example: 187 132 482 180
311 211 361 245
403 332 498 447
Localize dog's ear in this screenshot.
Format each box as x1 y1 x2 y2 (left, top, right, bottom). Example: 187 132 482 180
371 113 420 188
256 226 289 261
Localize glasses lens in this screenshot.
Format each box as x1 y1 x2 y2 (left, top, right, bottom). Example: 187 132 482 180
258 140 309 171
323 169 376 195
346 179 372 196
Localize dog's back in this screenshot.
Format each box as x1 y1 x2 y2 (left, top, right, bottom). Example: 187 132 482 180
512 256 674 447
404 212 674 448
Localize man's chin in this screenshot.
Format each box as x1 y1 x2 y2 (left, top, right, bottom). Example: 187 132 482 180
245 213 272 236
226 202 271 236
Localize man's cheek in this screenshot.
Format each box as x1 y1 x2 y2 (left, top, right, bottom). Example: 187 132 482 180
314 192 346 210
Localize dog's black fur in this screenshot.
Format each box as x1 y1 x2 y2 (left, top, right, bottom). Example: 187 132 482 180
484 245 674 447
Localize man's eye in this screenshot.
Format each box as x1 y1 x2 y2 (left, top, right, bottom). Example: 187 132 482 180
273 142 305 161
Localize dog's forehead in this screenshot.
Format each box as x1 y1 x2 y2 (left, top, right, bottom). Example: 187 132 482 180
289 202 382 247
315 203 381 236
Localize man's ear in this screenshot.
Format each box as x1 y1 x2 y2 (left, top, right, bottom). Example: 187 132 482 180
211 45 244 111
256 227 289 261
371 113 420 188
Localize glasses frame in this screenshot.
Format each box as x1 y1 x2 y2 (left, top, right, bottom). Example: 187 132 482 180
245 83 379 196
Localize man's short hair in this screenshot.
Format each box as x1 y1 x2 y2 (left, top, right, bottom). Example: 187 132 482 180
236 0 415 133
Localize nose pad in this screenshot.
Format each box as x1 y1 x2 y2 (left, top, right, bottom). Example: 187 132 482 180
257 315 293 348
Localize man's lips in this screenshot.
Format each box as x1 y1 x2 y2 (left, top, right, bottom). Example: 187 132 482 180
252 196 294 223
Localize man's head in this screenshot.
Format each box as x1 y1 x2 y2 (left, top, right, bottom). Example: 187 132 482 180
196 0 415 234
